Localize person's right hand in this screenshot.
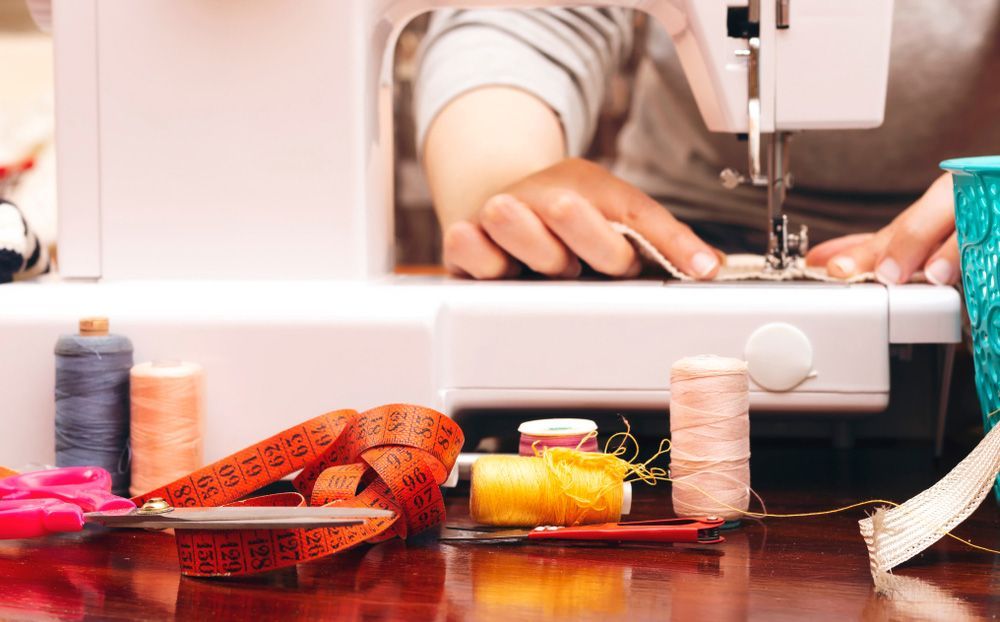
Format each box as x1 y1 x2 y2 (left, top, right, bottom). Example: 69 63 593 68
442 158 721 280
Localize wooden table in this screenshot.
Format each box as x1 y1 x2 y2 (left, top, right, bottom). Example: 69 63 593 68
1 442 997 621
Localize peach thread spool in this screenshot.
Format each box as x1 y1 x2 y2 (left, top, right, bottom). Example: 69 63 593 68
129 361 204 496
669 355 750 527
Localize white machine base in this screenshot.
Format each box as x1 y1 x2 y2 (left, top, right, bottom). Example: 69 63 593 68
0 277 960 468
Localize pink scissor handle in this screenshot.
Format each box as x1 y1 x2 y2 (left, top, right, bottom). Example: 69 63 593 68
0 498 85 539
0 467 135 512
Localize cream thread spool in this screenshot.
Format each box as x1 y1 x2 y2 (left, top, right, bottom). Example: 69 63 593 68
669 355 750 525
129 360 204 496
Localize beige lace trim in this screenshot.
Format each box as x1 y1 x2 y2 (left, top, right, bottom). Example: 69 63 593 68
858 423 1000 580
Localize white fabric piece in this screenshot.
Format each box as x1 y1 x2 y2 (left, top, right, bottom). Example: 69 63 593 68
9 139 56 247
0 200 49 281
611 222 879 283
858 422 1000 579
0 202 27 259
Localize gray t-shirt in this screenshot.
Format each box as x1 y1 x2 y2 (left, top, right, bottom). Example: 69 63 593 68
415 3 1000 243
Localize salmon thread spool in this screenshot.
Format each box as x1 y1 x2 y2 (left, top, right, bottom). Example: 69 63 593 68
129 361 204 496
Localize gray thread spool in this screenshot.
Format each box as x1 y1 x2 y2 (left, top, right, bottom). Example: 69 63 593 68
55 317 134 496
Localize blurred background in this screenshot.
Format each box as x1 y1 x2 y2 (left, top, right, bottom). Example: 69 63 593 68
0 0 55 255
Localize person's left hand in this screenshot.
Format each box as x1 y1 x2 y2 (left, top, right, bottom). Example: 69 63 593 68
806 173 958 285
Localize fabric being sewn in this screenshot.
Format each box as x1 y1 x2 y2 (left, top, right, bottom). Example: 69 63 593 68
611 222 886 283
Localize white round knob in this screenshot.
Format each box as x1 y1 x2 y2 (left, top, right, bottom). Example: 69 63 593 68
744 323 814 392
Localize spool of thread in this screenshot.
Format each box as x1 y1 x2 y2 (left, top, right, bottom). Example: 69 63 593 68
669 355 750 524
470 450 632 527
54 317 134 496
129 360 204 496
517 418 599 456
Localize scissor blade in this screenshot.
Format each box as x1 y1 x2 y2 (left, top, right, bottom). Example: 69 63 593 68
89 506 394 521
86 516 367 530
85 506 395 529
438 528 530 542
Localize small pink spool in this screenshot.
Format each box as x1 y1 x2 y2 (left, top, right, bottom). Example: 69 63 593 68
517 418 599 456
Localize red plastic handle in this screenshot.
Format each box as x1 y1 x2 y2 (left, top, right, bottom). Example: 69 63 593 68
0 498 85 539
526 518 724 544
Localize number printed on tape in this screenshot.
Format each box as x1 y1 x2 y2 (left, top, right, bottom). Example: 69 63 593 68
131 404 463 577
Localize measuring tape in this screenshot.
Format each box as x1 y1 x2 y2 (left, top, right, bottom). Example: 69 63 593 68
131 403 463 577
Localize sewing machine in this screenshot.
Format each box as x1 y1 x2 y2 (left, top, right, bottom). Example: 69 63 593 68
0 0 960 468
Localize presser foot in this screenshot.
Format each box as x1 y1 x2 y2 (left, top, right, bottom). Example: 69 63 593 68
764 216 809 273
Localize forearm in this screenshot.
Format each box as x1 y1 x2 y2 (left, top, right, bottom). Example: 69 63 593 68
423 86 566 229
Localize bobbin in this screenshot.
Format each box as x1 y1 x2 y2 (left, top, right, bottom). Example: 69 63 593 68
517 418 599 456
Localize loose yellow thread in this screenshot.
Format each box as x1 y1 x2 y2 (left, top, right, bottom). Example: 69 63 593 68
472 423 662 527
614 412 1000 556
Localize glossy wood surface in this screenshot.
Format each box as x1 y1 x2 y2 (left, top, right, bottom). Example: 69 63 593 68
1 442 997 621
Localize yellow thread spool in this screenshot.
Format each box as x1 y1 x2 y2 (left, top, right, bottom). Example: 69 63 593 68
470 449 630 527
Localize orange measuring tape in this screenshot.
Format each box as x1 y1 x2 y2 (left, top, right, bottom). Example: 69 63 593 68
131 403 463 577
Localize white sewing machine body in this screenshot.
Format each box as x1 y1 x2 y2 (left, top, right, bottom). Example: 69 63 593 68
1 278 960 467
54 0 895 280
0 0 962 467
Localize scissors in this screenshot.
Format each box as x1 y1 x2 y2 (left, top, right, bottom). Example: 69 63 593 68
0 466 394 540
438 517 725 545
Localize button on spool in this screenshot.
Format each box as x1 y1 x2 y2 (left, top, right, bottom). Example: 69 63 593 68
744 323 813 391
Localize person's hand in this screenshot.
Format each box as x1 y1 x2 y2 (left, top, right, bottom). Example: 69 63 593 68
442 158 721 280
806 173 958 285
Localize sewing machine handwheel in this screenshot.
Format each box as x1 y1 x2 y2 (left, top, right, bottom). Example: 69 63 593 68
744 323 814 392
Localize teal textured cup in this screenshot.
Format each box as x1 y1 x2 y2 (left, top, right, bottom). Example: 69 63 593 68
940 156 1000 503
